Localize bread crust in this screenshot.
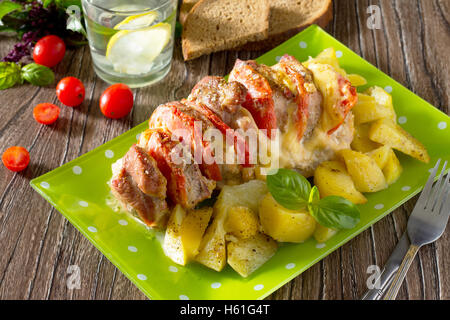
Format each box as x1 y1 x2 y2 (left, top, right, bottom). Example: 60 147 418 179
182 0 270 60
238 0 333 51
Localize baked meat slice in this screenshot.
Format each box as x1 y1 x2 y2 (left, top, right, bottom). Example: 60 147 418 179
187 76 247 122
230 57 323 141
138 128 216 209
187 76 268 166
148 101 222 181
110 166 169 228
122 144 167 199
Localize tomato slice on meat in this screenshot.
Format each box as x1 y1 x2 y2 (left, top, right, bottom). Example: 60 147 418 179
229 60 277 139
140 129 190 207
277 55 310 140
327 77 358 135
149 102 222 181
186 101 252 167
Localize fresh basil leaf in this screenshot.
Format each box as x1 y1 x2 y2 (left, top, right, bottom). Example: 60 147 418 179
0 0 22 21
0 61 21 90
309 196 360 230
266 168 311 210
21 63 55 86
309 185 320 205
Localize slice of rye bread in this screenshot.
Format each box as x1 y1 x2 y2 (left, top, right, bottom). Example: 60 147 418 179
239 0 333 51
181 0 270 61
179 0 199 25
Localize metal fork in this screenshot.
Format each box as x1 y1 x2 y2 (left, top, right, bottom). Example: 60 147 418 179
384 159 450 300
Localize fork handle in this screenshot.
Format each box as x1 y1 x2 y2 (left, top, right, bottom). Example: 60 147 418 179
383 244 420 300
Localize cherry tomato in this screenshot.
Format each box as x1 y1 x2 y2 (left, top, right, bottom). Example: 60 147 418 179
100 84 134 119
33 35 66 68
33 103 60 125
56 77 85 107
2 146 30 172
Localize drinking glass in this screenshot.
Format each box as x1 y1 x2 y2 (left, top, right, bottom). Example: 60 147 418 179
81 0 177 87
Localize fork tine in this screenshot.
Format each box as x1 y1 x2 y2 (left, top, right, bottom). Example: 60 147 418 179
433 170 449 213
415 159 441 209
429 161 448 211
437 174 450 215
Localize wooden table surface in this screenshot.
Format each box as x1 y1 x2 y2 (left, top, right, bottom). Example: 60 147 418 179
0 0 448 300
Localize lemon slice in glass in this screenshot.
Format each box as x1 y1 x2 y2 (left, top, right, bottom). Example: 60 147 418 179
106 22 172 75
114 11 158 30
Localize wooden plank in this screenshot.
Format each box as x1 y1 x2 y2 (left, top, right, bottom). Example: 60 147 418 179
0 0 448 300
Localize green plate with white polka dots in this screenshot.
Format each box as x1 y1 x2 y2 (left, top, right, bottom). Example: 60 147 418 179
30 25 450 300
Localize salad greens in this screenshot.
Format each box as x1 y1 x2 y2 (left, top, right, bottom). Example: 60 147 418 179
266 168 311 210
0 61 22 89
267 169 360 230
21 62 54 86
0 61 54 89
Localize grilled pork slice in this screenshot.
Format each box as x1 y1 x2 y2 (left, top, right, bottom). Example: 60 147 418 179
186 76 266 184
110 166 169 228
188 76 246 121
229 57 323 141
138 129 216 209
230 55 355 177
148 101 222 181
187 76 259 132
122 144 167 199
187 76 264 166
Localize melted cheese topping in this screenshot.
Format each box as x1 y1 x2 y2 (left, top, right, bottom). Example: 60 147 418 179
277 62 355 176
279 113 354 177
306 62 344 132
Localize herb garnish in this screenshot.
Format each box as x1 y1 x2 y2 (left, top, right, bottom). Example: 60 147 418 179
267 168 360 230
0 61 54 89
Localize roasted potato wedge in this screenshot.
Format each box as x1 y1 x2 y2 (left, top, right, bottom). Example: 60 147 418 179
314 161 367 204
347 74 367 87
214 180 268 219
383 149 403 185
225 206 259 239
367 145 392 169
181 207 214 260
163 205 187 265
352 122 381 153
227 232 277 278
196 180 268 271
259 193 316 243
339 149 388 193
163 205 213 266
352 86 396 124
304 47 347 77
314 224 338 243
352 93 395 124
195 212 227 272
369 118 430 163
366 86 396 121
